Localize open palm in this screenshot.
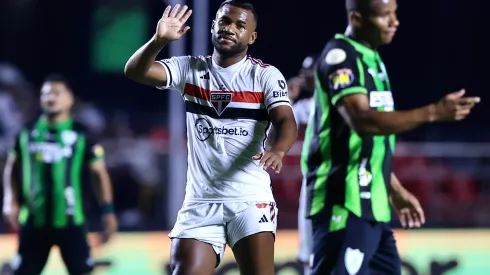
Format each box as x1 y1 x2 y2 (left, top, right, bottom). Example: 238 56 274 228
156 4 193 42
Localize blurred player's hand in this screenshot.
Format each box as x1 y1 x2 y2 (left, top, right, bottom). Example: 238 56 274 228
102 213 118 241
155 5 193 44
2 202 19 232
253 150 285 174
389 188 425 229
432 89 480 121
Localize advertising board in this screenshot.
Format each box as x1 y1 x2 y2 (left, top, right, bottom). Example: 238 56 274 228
0 230 489 274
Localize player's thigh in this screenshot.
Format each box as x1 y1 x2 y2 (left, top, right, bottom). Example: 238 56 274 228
56 225 94 275
169 202 226 275
331 214 384 275
227 202 277 275
12 224 53 275
170 238 218 275
369 224 402 275
311 209 383 275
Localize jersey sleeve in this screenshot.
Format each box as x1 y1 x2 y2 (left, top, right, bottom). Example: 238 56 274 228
84 134 105 165
317 46 368 106
262 67 292 112
155 56 191 92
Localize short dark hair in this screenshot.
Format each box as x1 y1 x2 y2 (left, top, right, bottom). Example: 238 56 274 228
43 73 73 92
219 0 258 23
345 0 371 13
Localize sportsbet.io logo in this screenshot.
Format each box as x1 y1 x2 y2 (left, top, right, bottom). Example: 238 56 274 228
194 118 249 141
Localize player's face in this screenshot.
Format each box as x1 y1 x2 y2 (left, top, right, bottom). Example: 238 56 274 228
40 81 73 115
364 0 399 45
211 5 257 57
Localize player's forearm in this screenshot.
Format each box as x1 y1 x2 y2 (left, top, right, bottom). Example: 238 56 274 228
92 172 113 205
2 157 18 208
352 105 434 136
390 173 404 193
124 36 169 80
270 118 298 155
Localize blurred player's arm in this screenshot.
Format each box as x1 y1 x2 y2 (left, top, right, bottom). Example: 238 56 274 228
86 142 113 207
124 5 192 87
2 136 21 229
86 141 118 237
389 173 425 228
318 48 480 136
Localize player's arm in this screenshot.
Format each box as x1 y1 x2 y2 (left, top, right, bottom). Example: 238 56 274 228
85 141 118 237
389 173 425 228
86 143 113 210
124 5 192 87
2 136 21 229
257 68 298 173
319 49 480 136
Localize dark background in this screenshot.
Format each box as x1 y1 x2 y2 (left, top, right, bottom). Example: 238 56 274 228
1 0 486 140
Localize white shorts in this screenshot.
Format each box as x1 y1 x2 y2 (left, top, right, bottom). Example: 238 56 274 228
297 178 313 264
169 201 278 260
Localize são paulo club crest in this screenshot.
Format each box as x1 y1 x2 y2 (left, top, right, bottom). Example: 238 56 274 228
210 91 232 116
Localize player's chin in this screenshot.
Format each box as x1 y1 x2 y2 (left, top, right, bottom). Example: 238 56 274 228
381 33 396 44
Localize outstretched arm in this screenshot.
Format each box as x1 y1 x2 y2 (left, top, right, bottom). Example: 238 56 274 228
124 5 192 87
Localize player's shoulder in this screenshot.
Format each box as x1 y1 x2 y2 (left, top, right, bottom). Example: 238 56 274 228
319 35 360 68
248 56 284 80
72 121 93 135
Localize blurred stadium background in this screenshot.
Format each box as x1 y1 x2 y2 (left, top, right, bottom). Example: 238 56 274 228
0 0 488 274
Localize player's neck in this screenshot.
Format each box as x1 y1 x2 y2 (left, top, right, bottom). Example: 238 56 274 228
45 112 70 124
346 28 379 50
212 51 247 68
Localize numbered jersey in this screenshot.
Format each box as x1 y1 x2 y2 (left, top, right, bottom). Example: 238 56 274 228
156 55 291 202
10 116 104 228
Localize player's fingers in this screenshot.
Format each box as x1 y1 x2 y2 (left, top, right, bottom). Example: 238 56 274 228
459 97 481 105
180 26 191 35
162 5 171 17
269 159 280 173
275 161 283 174
180 9 193 23
176 5 188 20
405 211 415 228
416 207 425 225
411 212 421 228
456 109 471 118
446 89 465 99
252 153 263 160
398 213 407 228
263 158 275 171
259 154 270 167
169 4 181 17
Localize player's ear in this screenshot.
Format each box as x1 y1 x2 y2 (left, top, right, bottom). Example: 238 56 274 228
211 19 216 34
349 11 362 29
248 31 257 46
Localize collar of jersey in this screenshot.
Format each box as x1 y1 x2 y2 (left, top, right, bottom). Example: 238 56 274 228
37 115 73 131
335 34 376 59
211 55 248 70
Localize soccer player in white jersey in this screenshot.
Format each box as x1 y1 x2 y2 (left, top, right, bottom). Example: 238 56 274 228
124 1 297 275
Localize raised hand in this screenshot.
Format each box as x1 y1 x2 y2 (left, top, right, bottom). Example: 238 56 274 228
155 5 193 44
433 89 480 121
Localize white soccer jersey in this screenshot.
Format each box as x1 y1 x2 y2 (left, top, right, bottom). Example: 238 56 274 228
156 55 291 203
